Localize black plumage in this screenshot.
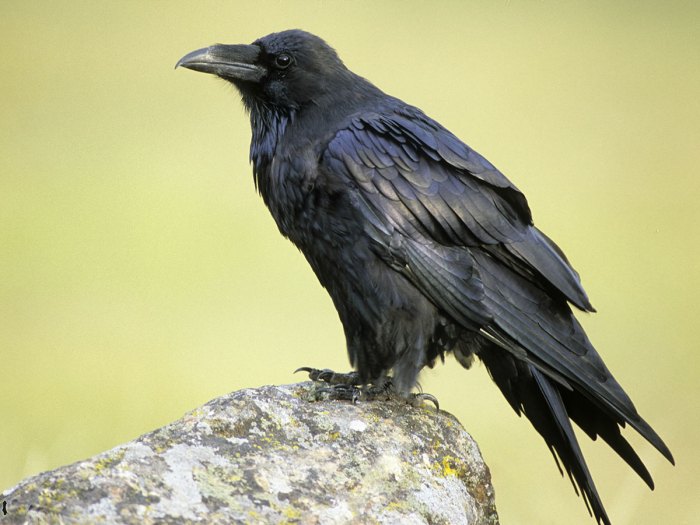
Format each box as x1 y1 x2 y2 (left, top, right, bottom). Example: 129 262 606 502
177 30 673 524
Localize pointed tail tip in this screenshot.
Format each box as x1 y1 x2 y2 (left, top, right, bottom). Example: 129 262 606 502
662 444 675 465
632 414 675 465
647 427 675 465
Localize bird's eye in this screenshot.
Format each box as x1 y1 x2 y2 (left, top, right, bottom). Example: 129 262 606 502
274 53 292 69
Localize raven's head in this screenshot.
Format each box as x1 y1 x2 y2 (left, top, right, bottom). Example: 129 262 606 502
177 29 356 113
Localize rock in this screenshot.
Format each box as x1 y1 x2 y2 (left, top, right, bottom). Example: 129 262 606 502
2 382 498 524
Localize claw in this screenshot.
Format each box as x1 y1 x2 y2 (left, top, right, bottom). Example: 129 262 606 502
294 366 334 382
411 392 440 411
294 367 362 385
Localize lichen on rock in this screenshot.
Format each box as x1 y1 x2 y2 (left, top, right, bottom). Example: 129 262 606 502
2 382 498 524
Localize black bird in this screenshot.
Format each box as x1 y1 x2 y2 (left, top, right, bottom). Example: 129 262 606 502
177 30 673 524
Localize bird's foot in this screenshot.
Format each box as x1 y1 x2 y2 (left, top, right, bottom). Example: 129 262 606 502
315 376 394 404
295 366 379 403
295 367 439 409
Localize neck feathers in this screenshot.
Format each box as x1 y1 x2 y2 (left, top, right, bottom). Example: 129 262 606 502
247 101 294 202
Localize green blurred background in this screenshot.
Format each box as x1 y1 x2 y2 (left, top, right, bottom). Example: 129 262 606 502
1 1 698 523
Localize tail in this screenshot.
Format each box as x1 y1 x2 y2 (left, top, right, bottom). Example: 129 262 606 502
479 346 660 525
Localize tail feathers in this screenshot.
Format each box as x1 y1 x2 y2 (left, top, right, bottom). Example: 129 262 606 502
481 348 612 525
559 387 655 488
532 367 610 525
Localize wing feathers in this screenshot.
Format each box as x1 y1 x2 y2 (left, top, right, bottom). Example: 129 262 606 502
322 108 674 496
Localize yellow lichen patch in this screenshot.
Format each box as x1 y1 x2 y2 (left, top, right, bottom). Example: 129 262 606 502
93 449 127 475
187 408 205 419
385 500 405 512
434 455 468 479
36 484 78 513
152 441 170 454
428 438 444 454
368 413 381 424
281 506 303 523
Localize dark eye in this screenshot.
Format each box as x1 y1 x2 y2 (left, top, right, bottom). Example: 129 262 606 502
274 53 292 69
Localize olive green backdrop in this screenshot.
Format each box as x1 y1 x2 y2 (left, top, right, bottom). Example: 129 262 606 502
2 2 698 524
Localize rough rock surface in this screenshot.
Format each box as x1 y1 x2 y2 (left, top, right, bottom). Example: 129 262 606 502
2 382 498 524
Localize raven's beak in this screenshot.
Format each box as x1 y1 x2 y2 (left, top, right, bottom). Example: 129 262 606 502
176 44 266 82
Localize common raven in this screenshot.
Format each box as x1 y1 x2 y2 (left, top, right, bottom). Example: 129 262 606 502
177 30 673 524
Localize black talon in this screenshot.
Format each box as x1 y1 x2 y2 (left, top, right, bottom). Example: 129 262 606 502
294 366 362 385
294 366 332 382
412 392 440 411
